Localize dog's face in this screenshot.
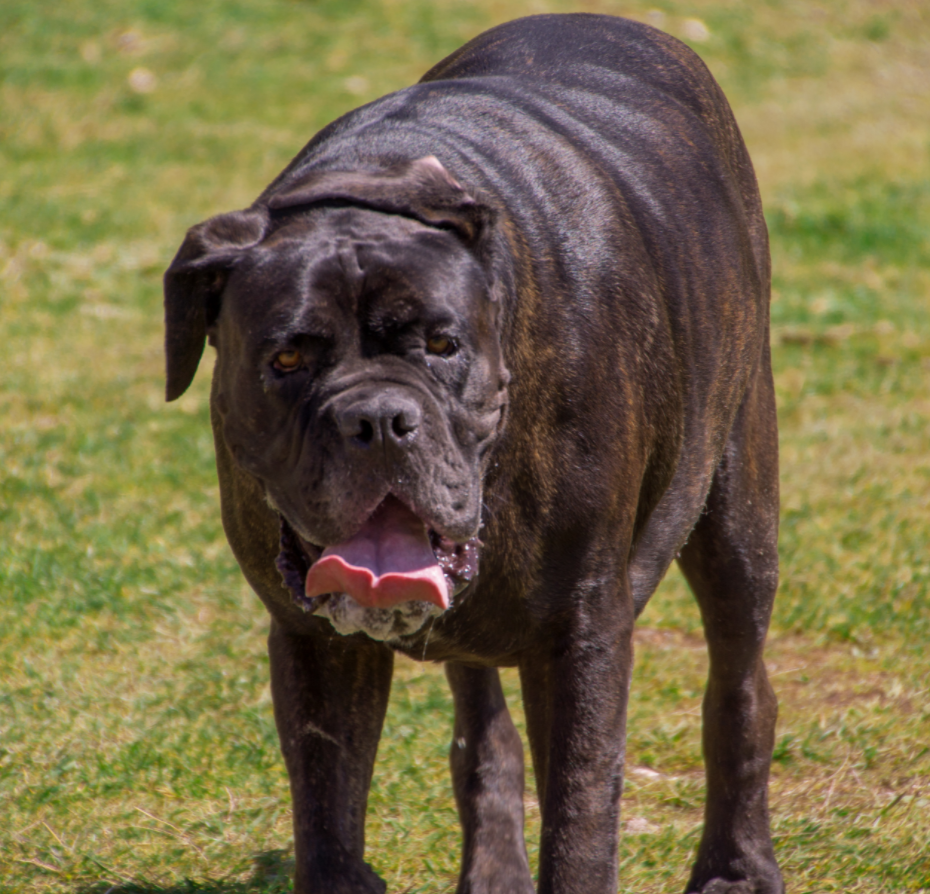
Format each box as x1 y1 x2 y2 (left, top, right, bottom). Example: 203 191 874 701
164 159 509 640
216 209 505 547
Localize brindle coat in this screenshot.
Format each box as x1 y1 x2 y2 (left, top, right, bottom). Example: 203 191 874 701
164 14 782 894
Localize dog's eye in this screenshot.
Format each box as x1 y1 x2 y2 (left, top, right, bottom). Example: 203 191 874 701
426 335 456 356
274 350 302 371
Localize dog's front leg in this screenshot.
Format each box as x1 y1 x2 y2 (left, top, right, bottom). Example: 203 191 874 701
268 618 394 894
519 584 635 894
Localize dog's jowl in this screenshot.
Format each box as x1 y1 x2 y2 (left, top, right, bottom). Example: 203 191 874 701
164 14 782 894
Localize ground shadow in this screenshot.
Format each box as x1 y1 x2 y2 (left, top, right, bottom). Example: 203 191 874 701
75 849 295 894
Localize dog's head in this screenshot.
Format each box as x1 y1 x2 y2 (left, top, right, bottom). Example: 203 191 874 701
164 157 510 640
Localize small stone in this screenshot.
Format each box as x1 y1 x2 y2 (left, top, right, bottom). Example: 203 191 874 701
682 18 711 42
128 67 157 94
344 75 369 96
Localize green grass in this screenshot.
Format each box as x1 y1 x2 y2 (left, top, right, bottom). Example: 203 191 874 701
2 0 929 891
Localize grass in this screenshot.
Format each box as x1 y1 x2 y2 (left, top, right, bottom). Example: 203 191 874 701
1 0 929 891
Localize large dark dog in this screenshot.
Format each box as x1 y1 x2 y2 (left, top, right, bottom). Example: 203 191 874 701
164 14 782 894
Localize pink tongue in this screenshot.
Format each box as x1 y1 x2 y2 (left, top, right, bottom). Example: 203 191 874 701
304 497 449 611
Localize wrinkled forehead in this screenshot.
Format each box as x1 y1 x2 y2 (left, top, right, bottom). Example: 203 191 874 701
223 209 488 329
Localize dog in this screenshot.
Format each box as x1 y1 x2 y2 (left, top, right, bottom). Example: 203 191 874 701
164 14 782 894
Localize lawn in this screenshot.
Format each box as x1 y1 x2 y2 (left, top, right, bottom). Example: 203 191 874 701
1 0 928 891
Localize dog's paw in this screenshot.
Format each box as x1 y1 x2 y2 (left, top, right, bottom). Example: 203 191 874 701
688 876 783 894
339 861 387 894
295 851 387 894
690 881 754 894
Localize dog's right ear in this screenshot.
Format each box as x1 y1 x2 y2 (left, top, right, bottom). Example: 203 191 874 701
163 208 267 401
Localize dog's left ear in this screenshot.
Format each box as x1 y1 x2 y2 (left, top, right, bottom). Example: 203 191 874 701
163 208 268 401
266 156 496 260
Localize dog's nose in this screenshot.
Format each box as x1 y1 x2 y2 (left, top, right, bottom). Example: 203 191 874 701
336 393 422 450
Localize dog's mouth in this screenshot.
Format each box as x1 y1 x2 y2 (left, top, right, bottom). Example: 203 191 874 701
275 495 479 618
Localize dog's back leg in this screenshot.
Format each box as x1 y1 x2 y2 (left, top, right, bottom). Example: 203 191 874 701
445 662 534 894
676 348 784 894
